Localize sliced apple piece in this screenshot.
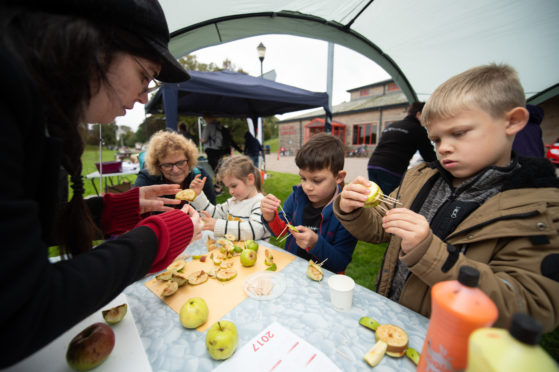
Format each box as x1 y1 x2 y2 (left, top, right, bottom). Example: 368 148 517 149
364 339 387 367
102 304 127 325
306 260 323 281
216 268 237 282
161 280 179 297
156 271 173 281
405 347 420 365
175 188 196 201
359 316 380 332
187 270 209 285
171 271 188 287
167 259 186 272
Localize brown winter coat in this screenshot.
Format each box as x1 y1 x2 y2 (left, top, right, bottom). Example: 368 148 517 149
334 158 559 332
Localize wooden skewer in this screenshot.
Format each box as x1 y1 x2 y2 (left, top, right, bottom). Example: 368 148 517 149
318 257 328 267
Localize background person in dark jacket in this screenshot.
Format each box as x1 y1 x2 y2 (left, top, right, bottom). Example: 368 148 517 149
367 102 437 194
244 130 264 167
0 0 202 367
512 104 545 157
135 130 216 204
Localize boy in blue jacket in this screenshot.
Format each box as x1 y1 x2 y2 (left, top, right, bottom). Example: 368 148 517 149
261 133 357 273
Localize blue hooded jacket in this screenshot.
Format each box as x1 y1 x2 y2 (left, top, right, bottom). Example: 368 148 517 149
263 184 357 273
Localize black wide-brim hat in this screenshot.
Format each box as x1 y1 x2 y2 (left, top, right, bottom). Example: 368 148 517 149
15 0 190 83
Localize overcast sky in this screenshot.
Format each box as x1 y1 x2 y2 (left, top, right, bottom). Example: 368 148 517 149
115 34 390 132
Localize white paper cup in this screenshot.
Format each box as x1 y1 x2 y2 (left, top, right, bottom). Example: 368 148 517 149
327 274 355 311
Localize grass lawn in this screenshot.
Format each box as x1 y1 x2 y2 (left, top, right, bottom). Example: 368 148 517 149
79 149 559 361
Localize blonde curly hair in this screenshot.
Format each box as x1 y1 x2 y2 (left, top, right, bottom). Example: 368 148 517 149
144 130 198 176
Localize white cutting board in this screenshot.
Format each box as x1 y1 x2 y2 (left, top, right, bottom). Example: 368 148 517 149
3 293 152 372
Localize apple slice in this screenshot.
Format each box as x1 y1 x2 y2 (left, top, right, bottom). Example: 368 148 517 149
405 347 420 365
161 280 179 297
264 249 274 266
306 260 323 281
187 270 209 285
156 270 173 281
102 304 127 325
287 223 299 233
175 188 196 201
359 316 380 331
364 339 387 367
171 271 189 286
364 182 382 208
216 268 237 281
167 259 186 272
375 324 409 357
266 263 277 271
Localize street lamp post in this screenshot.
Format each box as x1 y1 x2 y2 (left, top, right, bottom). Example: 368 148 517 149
256 42 266 78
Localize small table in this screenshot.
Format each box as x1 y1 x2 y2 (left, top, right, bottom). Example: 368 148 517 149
86 164 139 195
124 235 428 371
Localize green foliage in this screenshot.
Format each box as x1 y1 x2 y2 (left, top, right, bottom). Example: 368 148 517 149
264 138 279 153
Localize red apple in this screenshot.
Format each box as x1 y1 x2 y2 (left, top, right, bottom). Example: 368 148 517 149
66 322 115 371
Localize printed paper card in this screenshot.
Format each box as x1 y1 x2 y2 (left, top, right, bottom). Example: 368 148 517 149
213 322 342 372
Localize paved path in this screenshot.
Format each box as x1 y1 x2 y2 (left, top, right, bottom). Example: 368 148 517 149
264 154 369 182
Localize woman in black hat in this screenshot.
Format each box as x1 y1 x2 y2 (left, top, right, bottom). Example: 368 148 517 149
0 0 199 367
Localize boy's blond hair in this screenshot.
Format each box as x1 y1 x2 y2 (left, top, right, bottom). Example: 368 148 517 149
422 64 526 127
144 130 198 176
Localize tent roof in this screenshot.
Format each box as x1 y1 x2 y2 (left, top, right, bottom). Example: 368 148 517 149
146 69 331 118
160 0 559 105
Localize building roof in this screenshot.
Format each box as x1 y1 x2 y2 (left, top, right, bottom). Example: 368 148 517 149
278 92 408 123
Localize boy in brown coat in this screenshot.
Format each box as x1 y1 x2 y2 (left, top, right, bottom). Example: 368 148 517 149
334 64 559 332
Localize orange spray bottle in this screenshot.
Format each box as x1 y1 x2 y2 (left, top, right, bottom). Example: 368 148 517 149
417 265 498 372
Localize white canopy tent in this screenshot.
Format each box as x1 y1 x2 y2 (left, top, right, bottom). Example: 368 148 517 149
160 0 559 105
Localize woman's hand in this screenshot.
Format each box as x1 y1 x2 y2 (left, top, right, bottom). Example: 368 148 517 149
339 176 371 213
139 184 181 214
181 204 203 242
382 208 430 254
200 211 216 231
261 193 281 222
189 174 206 197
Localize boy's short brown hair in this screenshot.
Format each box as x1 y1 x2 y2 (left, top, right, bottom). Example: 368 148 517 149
422 64 526 127
295 133 344 175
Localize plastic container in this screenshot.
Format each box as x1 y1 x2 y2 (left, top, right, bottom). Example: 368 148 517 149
417 266 498 372
95 161 122 174
466 313 559 372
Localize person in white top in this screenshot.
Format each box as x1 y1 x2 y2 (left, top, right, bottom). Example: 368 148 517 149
189 155 270 241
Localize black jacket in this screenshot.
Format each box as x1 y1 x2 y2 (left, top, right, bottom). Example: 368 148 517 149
368 114 436 175
0 47 160 367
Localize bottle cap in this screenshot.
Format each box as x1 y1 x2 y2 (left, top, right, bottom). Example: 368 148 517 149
458 266 480 287
509 313 543 345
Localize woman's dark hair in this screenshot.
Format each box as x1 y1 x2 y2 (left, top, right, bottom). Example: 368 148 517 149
407 101 425 117
1 8 160 256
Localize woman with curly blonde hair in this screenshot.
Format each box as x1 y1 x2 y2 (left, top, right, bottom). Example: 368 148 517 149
135 130 216 204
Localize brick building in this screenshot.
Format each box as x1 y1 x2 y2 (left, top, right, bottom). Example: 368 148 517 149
278 79 559 157
277 79 408 155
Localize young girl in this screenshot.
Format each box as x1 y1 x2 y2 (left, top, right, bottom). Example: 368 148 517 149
189 155 270 241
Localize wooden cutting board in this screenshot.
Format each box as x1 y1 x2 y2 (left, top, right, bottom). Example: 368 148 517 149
145 244 295 332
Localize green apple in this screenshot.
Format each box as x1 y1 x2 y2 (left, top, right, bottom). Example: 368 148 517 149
66 322 115 371
364 182 382 208
102 303 127 325
180 297 209 329
245 239 259 252
205 320 238 360
240 249 257 267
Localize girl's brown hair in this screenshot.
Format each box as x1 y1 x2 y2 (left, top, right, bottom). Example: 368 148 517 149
217 155 262 193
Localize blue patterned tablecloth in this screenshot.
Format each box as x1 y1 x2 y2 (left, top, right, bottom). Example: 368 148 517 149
125 233 428 371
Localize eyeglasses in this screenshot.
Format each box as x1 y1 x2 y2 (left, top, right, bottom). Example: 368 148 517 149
159 159 188 171
134 57 162 94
